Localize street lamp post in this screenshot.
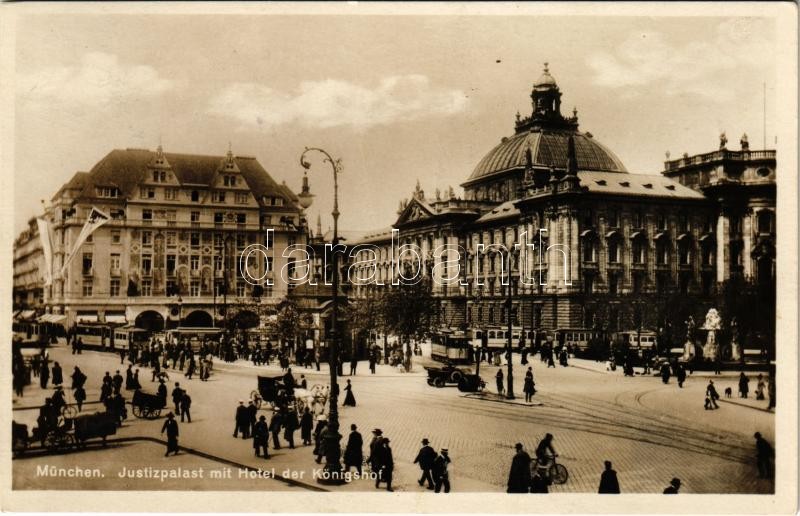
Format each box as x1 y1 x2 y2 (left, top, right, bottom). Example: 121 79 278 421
298 147 345 483
505 251 515 399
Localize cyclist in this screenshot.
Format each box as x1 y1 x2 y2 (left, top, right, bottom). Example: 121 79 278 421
535 433 557 480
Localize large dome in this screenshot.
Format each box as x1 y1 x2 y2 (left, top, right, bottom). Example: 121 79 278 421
466 129 627 183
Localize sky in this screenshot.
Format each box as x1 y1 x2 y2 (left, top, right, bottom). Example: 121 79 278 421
13 13 778 235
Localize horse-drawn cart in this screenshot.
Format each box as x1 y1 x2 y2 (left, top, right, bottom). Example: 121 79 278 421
12 411 118 455
131 390 166 419
250 375 329 414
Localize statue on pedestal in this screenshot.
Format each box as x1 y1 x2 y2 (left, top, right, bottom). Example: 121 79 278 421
729 317 742 362
701 309 722 362
681 316 696 362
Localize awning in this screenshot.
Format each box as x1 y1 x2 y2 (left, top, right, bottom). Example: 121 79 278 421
11 310 21 319
698 233 715 242
676 233 691 241
105 314 127 324
629 231 646 240
18 310 36 320
579 229 596 238
654 232 668 240
38 314 66 324
76 314 99 323
605 230 620 239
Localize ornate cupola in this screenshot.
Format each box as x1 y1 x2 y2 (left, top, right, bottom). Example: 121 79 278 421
514 63 579 133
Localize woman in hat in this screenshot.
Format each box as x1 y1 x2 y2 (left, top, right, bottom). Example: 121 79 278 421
313 414 328 463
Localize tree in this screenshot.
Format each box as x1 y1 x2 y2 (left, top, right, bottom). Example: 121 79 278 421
345 293 382 358
380 269 437 371
276 300 301 351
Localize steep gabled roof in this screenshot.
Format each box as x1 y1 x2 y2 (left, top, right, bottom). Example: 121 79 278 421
74 149 297 207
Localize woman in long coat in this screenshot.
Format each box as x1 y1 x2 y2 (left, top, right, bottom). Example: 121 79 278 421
523 368 536 403
52 362 63 386
507 443 531 493
343 379 356 407
313 417 328 463
300 407 313 445
344 424 364 474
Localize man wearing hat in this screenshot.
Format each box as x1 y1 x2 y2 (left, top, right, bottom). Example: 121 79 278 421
507 443 532 493
413 438 436 490
253 415 270 458
160 412 179 456
432 448 451 493
663 478 681 494
374 437 394 492
367 429 384 475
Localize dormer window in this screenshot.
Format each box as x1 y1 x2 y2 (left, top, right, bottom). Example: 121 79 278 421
271 197 284 207
223 175 237 187
96 187 120 198
212 191 226 203
152 170 167 183
665 185 676 191
619 181 630 187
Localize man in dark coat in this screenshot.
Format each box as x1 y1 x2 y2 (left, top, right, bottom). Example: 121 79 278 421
375 438 394 491
283 408 299 449
246 401 258 439
507 443 531 493
269 410 283 449
161 412 180 456
413 438 437 489
705 380 720 409
432 448 451 493
112 370 123 394
367 429 384 472
598 460 621 493
300 407 313 445
754 432 774 478
179 391 192 423
663 477 681 494
172 383 184 415
253 415 270 458
676 364 687 388
283 368 296 396
125 365 134 390
660 362 671 384
39 361 50 389
233 401 248 438
344 424 364 474
71 366 87 390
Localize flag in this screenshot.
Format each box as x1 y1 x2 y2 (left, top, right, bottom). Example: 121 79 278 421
36 217 54 286
58 207 110 279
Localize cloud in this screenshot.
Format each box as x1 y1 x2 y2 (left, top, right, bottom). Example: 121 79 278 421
17 51 174 106
587 18 773 102
207 75 468 130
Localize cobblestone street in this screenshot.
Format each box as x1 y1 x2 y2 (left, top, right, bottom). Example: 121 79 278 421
12 343 775 494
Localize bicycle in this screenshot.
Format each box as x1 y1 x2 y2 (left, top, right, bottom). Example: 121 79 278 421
533 454 569 485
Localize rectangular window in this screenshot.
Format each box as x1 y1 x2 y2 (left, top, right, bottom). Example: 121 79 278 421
191 190 200 202
236 282 246 297
190 255 199 270
190 281 200 297
96 187 120 198
152 170 167 183
236 192 248 204
236 213 246 224
82 280 93 297
657 214 667 231
166 232 177 247
212 191 226 203
110 253 121 271
142 231 152 246
140 187 155 199
109 279 120 297
142 254 152 273
632 210 643 229
609 274 618 294
164 188 178 200
260 214 272 226
82 253 93 274
142 209 153 224
190 233 200 248
111 230 121 244
236 234 246 248
191 211 200 223
214 212 224 224
214 255 222 272
271 197 284 206
166 255 176 275
141 280 152 297
679 214 690 233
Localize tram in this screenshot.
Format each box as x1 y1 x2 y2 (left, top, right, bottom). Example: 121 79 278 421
430 329 473 364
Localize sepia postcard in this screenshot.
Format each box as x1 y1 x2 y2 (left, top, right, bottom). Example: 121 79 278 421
1 2 797 514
